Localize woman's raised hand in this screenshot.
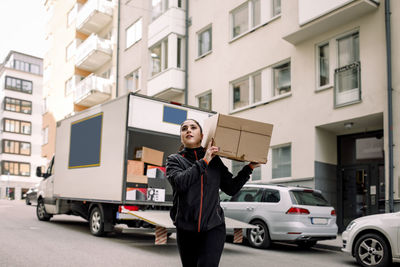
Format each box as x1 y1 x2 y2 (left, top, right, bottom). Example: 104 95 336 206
204 138 219 163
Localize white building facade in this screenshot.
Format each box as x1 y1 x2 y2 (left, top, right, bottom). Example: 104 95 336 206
0 51 46 200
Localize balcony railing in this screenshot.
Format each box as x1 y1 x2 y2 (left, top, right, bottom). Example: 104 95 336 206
74 74 112 107
75 34 112 72
76 0 114 35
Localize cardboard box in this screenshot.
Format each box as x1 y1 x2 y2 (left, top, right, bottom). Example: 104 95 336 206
201 114 273 163
127 174 148 184
126 160 148 184
127 160 145 175
134 147 164 166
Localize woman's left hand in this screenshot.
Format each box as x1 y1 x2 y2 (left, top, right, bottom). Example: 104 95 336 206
249 162 262 169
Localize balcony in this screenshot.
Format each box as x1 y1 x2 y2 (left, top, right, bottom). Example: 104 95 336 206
74 74 112 107
147 68 185 100
283 0 379 44
148 7 185 47
75 34 112 72
76 0 114 35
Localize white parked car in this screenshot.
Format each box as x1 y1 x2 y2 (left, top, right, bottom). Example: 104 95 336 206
220 184 338 249
342 212 400 267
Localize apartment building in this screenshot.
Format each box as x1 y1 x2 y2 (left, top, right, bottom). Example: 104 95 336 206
0 51 46 200
186 0 399 231
42 0 117 160
45 0 399 230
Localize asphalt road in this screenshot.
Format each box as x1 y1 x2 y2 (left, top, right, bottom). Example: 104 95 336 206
0 199 394 267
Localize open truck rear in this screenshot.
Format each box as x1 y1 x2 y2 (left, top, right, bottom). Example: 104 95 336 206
36 93 255 243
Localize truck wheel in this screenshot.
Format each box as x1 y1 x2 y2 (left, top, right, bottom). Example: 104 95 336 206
247 220 271 249
36 199 52 221
354 233 391 267
89 207 105 236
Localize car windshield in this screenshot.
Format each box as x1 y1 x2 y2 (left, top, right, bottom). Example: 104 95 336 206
290 190 330 206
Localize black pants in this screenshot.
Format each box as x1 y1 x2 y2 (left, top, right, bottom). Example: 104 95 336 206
176 224 226 267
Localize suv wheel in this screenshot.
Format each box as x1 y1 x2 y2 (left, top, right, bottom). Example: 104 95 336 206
354 233 391 267
247 220 271 249
89 206 105 236
36 199 52 221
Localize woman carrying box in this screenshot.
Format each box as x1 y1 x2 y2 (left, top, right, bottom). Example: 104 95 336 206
166 119 260 267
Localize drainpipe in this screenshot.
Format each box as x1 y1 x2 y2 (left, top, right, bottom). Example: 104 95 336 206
385 0 394 212
116 0 121 98
184 0 189 105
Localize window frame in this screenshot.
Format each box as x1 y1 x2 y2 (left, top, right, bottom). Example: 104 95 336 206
65 77 74 96
125 68 141 92
1 161 31 176
197 90 212 111
271 143 292 179
3 97 32 115
272 60 291 97
2 139 31 156
316 41 332 91
149 38 169 77
230 0 282 41
126 18 143 49
197 25 212 58
151 0 169 22
3 118 32 135
5 76 33 94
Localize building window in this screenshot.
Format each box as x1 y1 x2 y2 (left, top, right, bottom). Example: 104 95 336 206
65 77 74 96
272 145 291 178
198 91 212 110
13 60 40 74
232 79 249 110
232 161 261 181
5 76 32 94
3 118 31 135
42 127 49 145
1 161 30 176
4 97 32 114
2 140 31 156
150 39 168 76
231 71 262 110
318 43 330 88
334 32 360 107
43 97 49 114
177 37 182 68
273 61 291 96
152 0 169 21
272 0 281 16
126 18 142 48
125 69 141 92
30 64 40 75
232 3 248 38
231 0 281 39
66 41 75 61
198 27 212 57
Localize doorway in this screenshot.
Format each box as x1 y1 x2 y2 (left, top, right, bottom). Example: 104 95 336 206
337 131 384 232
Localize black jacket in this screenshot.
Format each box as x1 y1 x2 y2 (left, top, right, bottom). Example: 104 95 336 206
166 147 253 232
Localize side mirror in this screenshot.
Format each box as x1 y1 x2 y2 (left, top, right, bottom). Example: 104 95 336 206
36 166 43 177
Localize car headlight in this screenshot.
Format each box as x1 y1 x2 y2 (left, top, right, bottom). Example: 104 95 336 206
346 221 357 231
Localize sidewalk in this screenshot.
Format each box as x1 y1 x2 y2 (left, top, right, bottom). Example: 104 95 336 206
315 234 342 251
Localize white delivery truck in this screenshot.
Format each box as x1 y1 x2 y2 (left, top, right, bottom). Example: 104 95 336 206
36 93 253 243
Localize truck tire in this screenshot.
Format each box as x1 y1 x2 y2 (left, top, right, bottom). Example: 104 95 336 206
89 206 105 236
36 199 52 221
247 220 271 249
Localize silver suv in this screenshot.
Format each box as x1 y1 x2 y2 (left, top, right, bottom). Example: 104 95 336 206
220 184 338 249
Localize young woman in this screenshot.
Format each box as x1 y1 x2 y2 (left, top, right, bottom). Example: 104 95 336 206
166 119 260 267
